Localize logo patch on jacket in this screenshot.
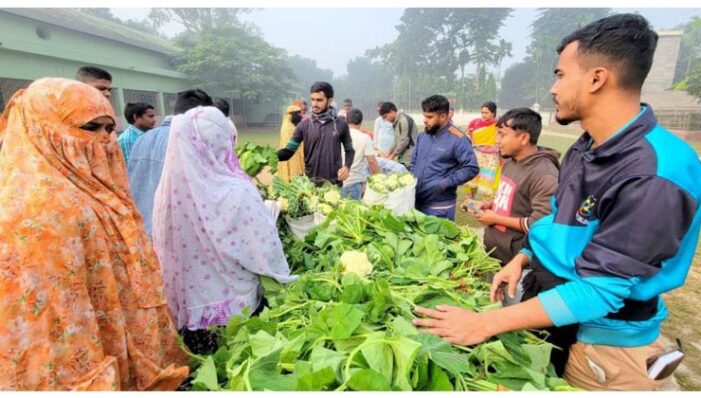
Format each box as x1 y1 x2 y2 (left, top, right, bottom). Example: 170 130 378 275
576 195 597 224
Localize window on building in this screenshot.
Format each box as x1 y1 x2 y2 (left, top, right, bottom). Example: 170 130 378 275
163 93 178 116
123 89 161 130
0 78 32 114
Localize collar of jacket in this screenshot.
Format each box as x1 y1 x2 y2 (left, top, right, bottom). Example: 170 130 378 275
571 103 656 162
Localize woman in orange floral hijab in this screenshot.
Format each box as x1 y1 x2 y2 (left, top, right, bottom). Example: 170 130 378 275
0 78 188 391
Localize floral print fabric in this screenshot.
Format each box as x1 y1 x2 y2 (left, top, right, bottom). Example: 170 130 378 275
152 107 296 331
0 78 188 391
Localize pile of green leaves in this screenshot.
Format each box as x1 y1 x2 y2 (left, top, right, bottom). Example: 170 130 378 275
187 200 576 391
235 142 279 177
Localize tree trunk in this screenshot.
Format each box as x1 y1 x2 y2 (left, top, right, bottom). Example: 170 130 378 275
475 64 482 93
241 96 248 129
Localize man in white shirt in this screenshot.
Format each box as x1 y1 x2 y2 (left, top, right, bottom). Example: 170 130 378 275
343 108 379 199
373 101 395 152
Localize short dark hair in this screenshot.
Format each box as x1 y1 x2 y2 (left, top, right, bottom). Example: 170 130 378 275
174 89 213 114
481 101 497 115
310 81 334 98
421 95 450 114
557 13 658 91
347 108 363 125
214 98 230 117
76 66 112 82
379 102 397 116
124 102 154 124
343 98 353 105
497 108 543 145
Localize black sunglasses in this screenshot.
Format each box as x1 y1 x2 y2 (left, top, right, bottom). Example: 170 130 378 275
80 122 116 133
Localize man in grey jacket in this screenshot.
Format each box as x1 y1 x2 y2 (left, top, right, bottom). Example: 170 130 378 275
379 102 418 167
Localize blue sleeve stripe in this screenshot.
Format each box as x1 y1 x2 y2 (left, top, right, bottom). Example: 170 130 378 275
538 288 579 327
286 140 300 150
519 248 533 261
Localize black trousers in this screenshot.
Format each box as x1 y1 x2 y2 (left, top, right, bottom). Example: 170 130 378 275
521 260 580 377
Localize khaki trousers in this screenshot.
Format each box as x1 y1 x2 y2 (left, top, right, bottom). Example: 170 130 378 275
564 339 672 391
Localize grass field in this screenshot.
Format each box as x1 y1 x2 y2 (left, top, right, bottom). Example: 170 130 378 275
239 123 701 390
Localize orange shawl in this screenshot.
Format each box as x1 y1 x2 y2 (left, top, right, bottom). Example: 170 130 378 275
0 78 188 391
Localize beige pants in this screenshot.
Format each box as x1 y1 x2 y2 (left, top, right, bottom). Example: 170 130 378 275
564 339 672 391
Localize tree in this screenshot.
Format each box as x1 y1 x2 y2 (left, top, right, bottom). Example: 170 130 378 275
368 8 512 110
149 8 252 34
287 55 334 99
498 62 538 109
498 8 611 109
674 16 701 101
495 39 513 88
333 56 394 118
171 25 295 127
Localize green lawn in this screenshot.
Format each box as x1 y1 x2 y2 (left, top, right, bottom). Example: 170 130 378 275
239 128 278 147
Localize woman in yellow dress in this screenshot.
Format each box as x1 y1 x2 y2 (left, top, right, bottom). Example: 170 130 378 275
277 103 305 181
465 101 501 200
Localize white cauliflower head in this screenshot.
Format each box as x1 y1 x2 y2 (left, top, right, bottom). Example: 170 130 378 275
323 190 341 205
399 173 415 186
317 203 333 215
278 197 289 212
340 250 373 277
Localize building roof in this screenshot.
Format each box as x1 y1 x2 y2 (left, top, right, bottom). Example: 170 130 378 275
2 8 177 55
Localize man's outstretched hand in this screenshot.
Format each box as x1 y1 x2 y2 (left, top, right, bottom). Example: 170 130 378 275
413 305 492 346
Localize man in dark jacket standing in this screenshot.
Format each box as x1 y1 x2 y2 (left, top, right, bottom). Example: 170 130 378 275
410 95 479 220
278 81 355 186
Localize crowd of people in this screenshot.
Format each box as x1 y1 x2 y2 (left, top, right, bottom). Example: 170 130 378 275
0 13 700 392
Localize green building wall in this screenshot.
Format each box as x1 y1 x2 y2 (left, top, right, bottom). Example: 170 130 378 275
0 10 274 131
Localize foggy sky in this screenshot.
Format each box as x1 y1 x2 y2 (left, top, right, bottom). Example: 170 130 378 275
110 8 701 77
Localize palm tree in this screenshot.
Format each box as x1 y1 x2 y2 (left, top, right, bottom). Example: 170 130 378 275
496 39 513 90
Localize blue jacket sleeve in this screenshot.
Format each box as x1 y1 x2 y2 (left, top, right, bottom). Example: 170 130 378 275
441 137 479 190
538 176 697 326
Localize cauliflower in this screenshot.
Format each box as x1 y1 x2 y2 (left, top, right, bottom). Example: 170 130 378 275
323 190 341 205
308 195 320 210
317 203 333 215
371 174 386 183
369 182 387 193
340 250 373 277
398 173 415 187
278 197 289 212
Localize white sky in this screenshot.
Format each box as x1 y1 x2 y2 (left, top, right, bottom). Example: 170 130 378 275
109 7 701 77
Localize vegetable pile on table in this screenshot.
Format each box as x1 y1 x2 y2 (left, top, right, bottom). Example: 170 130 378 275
186 176 575 391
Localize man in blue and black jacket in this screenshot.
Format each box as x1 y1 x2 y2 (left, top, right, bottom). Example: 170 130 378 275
414 14 701 390
410 95 479 220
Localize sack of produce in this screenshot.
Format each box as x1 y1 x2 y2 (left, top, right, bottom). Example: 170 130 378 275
364 172 416 215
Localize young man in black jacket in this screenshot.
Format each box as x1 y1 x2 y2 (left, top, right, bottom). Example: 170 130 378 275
277 81 355 186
